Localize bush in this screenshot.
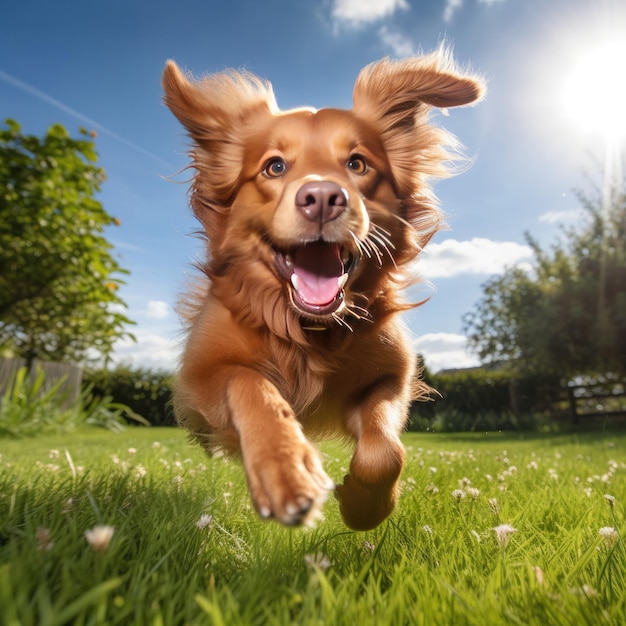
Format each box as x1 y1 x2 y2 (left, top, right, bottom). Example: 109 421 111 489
409 368 561 432
84 366 176 426
0 366 145 438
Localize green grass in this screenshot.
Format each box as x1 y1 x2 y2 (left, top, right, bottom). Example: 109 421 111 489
1 427 625 625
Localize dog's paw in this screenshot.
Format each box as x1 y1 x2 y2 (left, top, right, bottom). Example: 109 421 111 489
244 437 334 527
335 474 398 531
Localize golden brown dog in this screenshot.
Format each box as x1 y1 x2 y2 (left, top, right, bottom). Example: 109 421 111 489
163 49 483 530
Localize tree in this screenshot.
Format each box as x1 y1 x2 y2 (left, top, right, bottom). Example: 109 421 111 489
463 180 626 378
0 119 135 364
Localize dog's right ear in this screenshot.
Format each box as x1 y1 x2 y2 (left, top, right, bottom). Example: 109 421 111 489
162 60 278 141
162 60 278 204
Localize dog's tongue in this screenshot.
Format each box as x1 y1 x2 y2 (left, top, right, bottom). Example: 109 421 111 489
291 242 344 307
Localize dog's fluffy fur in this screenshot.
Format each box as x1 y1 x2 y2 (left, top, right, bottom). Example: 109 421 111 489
163 49 484 530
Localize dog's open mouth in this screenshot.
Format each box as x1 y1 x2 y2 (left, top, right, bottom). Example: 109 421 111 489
274 241 358 317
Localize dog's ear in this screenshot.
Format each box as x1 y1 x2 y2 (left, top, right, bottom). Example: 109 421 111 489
162 60 277 205
353 48 485 198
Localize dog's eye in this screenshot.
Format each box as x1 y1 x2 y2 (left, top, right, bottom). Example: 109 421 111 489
347 155 368 175
263 157 287 178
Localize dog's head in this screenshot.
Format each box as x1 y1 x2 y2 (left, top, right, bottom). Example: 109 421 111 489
163 50 484 339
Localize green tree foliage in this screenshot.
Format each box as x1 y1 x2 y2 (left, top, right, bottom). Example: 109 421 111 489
463 181 626 378
0 119 134 364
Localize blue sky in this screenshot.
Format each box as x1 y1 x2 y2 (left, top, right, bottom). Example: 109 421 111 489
1 0 625 372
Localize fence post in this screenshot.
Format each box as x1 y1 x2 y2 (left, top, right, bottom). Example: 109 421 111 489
567 386 579 425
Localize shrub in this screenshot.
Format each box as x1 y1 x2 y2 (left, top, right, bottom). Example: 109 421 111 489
409 369 561 432
0 366 145 438
83 366 176 426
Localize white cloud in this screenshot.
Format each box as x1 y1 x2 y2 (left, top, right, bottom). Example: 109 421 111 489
538 208 586 225
444 0 504 23
111 328 180 371
443 0 463 23
378 26 416 57
146 300 170 320
413 332 480 372
417 237 534 279
332 0 409 28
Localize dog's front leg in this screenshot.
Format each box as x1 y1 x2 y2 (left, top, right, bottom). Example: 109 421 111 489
226 367 334 526
336 381 408 531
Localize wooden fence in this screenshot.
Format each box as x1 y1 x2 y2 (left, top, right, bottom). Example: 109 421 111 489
565 381 626 424
0 357 83 407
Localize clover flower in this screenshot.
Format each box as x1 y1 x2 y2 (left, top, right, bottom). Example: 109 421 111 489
598 526 618 548
196 514 214 530
36 527 54 552
85 525 114 553
493 524 517 547
603 494 616 509
304 552 331 572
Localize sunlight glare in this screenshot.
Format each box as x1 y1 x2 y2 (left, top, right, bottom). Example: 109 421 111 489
562 42 626 139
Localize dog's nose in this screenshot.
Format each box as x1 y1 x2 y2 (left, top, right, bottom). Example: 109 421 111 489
295 181 347 224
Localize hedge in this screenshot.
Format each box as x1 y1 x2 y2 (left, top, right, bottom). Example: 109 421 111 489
409 368 562 432
84 365 565 432
84 366 176 427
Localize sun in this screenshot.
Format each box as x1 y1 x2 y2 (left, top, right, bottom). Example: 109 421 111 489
562 41 626 139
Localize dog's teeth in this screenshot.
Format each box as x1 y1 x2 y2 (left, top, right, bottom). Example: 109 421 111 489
338 273 348 290
290 274 300 291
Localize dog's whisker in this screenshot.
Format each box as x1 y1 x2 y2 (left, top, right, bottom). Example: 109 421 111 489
363 237 384 266
349 230 371 259
368 234 398 269
332 312 354 332
346 303 372 320
371 224 395 249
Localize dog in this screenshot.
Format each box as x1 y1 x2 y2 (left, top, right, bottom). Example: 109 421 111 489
162 49 484 530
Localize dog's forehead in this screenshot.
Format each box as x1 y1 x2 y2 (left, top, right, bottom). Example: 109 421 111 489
252 107 380 153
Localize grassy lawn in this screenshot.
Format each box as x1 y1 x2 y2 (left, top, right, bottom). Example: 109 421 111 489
1 426 625 625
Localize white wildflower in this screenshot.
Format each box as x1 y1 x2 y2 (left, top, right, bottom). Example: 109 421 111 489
581 584 599 598
127 447 137 455
488 498 499 515
36 527 54 552
527 461 538 471
151 441 161 449
466 487 481 500
135 465 147 478
422 525 433 534
603 494 616 509
493 524 517 547
49 449 60 459
196 514 214 530
304 552 331 572
584 487 593 497
84 525 114 553
598 527 618 548
451 489 466 500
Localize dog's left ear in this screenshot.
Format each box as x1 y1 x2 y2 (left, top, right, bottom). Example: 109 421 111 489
353 48 485 198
